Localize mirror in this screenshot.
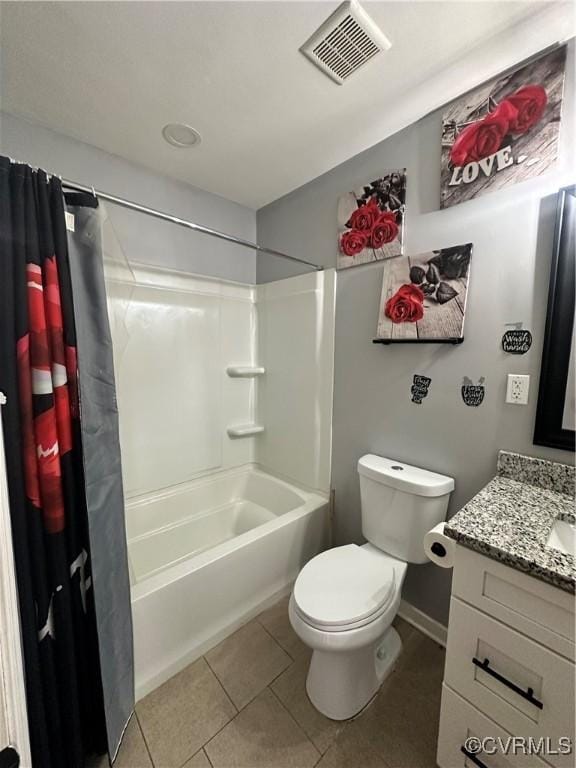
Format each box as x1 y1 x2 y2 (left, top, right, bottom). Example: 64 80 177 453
534 185 575 451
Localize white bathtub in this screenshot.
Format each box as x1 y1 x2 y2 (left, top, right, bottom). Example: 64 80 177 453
127 466 329 699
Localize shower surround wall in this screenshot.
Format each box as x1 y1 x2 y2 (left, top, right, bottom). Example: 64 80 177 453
106 263 259 497
106 263 335 501
256 272 335 493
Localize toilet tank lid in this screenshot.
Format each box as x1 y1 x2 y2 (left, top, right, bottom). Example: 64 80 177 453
358 455 455 497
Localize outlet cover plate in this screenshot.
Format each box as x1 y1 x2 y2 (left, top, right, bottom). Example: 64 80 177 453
506 374 530 405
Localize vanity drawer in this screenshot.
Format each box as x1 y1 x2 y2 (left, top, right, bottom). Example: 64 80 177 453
452 546 575 660
444 598 575 767
438 685 550 768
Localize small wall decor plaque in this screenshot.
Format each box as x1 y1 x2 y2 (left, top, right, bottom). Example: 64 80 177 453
337 171 406 269
462 376 485 407
411 375 431 404
375 243 472 342
502 324 532 354
441 46 566 209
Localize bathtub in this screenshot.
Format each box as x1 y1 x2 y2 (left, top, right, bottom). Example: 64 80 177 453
127 466 329 699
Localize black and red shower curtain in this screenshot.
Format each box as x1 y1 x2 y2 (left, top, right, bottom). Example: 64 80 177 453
0 157 133 767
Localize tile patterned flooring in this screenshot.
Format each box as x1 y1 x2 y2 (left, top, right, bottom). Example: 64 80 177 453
95 596 445 768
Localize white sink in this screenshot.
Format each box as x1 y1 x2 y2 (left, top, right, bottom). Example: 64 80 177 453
546 519 576 556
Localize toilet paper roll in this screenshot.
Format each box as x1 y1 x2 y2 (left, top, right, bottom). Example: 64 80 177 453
424 522 455 569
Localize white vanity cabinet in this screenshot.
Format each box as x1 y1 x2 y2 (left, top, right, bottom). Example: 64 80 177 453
437 545 575 768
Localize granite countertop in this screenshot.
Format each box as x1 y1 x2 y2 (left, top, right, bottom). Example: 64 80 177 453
445 451 575 593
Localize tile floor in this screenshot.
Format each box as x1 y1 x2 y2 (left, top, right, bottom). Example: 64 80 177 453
95 596 445 768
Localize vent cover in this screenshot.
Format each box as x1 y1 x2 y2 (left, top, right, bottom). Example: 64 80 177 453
300 0 391 85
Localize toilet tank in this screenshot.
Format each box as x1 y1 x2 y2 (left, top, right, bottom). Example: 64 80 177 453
358 455 454 564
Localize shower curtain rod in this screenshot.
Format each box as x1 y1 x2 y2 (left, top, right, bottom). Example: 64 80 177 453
61 178 323 272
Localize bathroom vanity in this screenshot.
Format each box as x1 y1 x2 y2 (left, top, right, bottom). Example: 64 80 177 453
437 452 575 768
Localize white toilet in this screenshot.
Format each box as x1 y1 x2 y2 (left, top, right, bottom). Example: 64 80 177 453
289 454 454 720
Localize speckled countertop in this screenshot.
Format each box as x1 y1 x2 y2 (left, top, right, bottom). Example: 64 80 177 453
445 451 575 593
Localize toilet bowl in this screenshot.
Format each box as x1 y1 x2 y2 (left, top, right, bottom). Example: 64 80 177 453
289 543 407 720
289 454 454 720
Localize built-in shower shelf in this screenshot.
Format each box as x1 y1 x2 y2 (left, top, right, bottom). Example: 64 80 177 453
226 366 266 378
226 424 265 438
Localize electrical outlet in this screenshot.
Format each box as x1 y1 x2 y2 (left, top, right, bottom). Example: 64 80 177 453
506 374 530 405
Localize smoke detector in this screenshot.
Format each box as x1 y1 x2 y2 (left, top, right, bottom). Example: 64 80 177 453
300 0 391 85
162 123 202 148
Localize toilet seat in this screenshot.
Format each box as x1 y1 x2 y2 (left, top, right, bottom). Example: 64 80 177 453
293 544 396 632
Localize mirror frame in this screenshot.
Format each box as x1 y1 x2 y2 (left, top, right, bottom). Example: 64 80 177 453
534 185 575 452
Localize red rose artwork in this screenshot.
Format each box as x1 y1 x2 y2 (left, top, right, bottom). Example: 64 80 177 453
370 212 399 250
449 100 519 167
340 230 368 257
385 284 425 324
347 197 382 231
506 85 548 134
376 244 473 342
441 46 566 209
337 171 406 269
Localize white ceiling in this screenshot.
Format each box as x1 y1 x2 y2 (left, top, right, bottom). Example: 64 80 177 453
0 1 572 208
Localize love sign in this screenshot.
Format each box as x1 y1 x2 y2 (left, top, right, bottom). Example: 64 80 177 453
441 47 566 209
448 147 514 187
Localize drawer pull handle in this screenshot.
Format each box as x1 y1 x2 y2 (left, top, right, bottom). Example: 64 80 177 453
472 657 543 710
460 745 489 768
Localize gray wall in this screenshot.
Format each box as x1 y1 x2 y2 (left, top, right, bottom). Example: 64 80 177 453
257 44 575 625
0 112 257 283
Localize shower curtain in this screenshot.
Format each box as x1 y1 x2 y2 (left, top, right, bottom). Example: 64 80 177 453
0 157 133 767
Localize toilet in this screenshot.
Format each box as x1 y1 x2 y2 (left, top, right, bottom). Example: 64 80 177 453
289 454 454 720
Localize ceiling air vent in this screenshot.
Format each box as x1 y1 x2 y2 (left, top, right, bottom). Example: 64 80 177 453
300 0 391 85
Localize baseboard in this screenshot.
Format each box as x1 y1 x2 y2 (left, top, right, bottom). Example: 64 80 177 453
398 599 448 647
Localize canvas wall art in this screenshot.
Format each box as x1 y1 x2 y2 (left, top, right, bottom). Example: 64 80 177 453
375 243 472 342
337 171 406 269
441 46 566 209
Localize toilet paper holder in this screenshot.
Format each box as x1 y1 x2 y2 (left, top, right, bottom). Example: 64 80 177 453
430 541 447 558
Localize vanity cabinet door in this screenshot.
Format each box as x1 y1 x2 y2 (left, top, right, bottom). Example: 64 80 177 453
444 598 575 768
452 547 574 660
438 685 550 768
